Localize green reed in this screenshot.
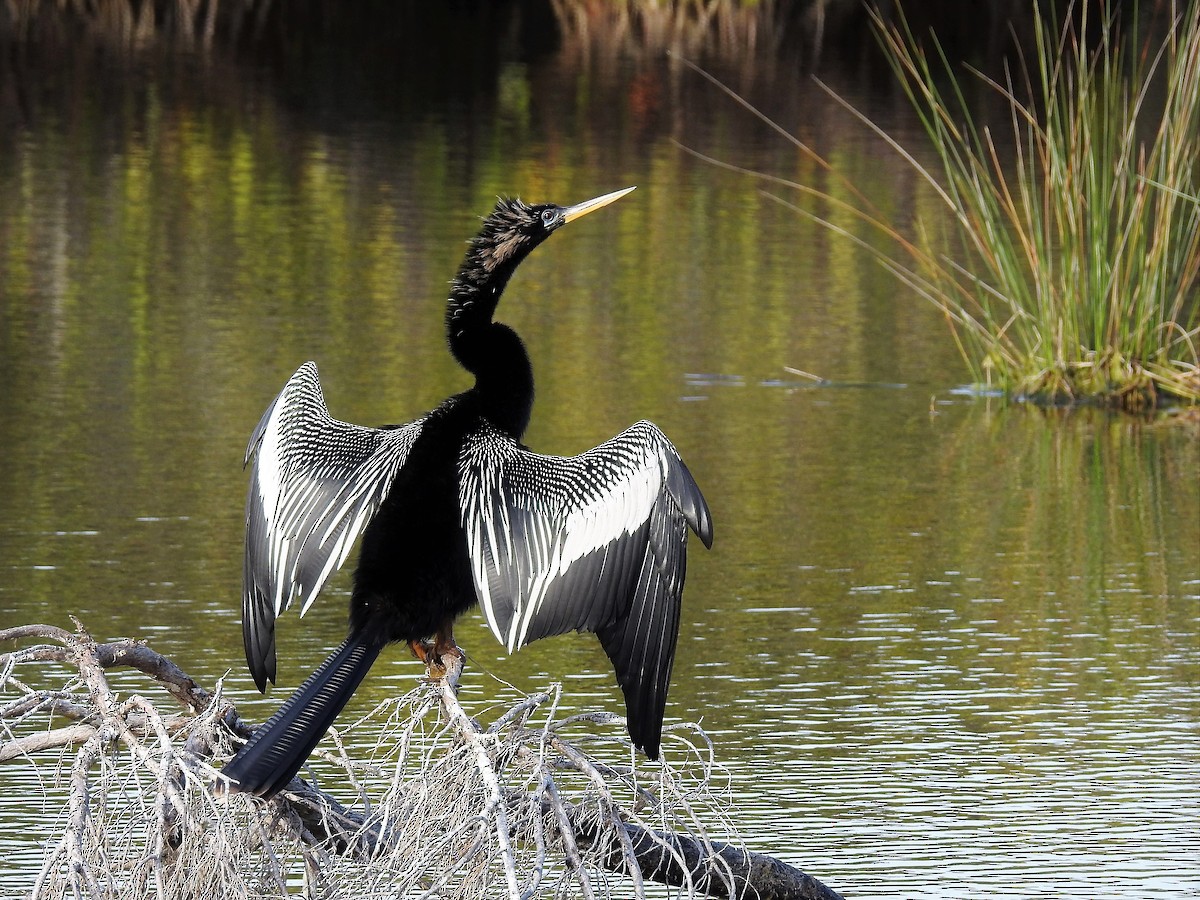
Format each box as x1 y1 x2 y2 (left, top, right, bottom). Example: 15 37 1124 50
868 0 1200 408
681 1 1199 409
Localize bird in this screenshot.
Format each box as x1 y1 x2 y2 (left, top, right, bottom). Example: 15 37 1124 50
219 186 713 799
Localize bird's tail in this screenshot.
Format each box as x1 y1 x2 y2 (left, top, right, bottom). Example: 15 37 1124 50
220 634 383 799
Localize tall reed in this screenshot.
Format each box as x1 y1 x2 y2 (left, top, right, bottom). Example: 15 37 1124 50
874 0 1200 408
686 1 1200 409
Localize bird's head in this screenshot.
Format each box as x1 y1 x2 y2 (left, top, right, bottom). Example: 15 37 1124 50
447 186 635 431
468 186 636 278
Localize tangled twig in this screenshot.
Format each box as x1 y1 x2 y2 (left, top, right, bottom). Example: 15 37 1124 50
1 622 843 900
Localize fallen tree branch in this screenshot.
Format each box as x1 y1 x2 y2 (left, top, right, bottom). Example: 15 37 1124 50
431 658 843 900
0 722 99 759
0 622 218 715
595 819 841 900
2 622 845 900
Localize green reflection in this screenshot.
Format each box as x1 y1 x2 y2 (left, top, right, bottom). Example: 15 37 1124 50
0 37 1197 900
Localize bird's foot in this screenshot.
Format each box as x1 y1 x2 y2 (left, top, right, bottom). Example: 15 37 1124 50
427 639 465 681
410 637 464 682
409 638 435 668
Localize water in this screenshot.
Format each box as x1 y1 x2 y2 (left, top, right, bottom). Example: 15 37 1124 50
1 6 1198 898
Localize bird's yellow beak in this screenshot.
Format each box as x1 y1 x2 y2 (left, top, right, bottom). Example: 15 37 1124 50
561 186 636 224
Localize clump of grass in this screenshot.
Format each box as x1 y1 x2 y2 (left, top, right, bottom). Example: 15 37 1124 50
874 0 1199 409
685 0 1200 410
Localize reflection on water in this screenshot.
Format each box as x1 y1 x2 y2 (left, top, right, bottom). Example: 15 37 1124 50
2 8 1198 899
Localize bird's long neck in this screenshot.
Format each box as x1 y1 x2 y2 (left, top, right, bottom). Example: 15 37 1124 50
446 249 534 440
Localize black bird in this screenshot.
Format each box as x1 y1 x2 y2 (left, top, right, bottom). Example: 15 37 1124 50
220 187 713 799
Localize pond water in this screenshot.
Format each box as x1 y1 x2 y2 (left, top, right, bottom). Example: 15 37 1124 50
1 5 1198 899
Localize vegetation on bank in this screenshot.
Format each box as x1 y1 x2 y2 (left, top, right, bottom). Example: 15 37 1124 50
691 0 1200 410
879 0 1199 409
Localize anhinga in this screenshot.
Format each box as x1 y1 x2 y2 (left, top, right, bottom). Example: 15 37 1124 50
220 187 713 799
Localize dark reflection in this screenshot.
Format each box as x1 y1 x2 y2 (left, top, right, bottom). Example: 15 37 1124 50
3 0 1139 137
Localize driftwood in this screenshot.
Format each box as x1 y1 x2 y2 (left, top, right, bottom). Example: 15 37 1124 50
0 621 844 900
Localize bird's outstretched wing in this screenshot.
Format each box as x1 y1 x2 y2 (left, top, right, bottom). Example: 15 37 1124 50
459 420 713 758
242 361 423 691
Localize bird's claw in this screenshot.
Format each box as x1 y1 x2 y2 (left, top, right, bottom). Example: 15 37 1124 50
412 638 464 681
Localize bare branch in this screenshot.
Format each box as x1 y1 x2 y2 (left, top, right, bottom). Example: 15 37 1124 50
2 622 844 900
0 723 98 760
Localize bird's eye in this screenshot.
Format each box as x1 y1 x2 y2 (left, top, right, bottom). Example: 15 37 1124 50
540 209 557 227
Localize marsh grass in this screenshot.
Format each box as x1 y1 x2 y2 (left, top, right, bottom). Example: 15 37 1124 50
683 0 1200 409
881 0 1200 408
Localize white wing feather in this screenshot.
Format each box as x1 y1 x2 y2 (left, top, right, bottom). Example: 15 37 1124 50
458 418 711 757
242 361 423 688
459 420 711 652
